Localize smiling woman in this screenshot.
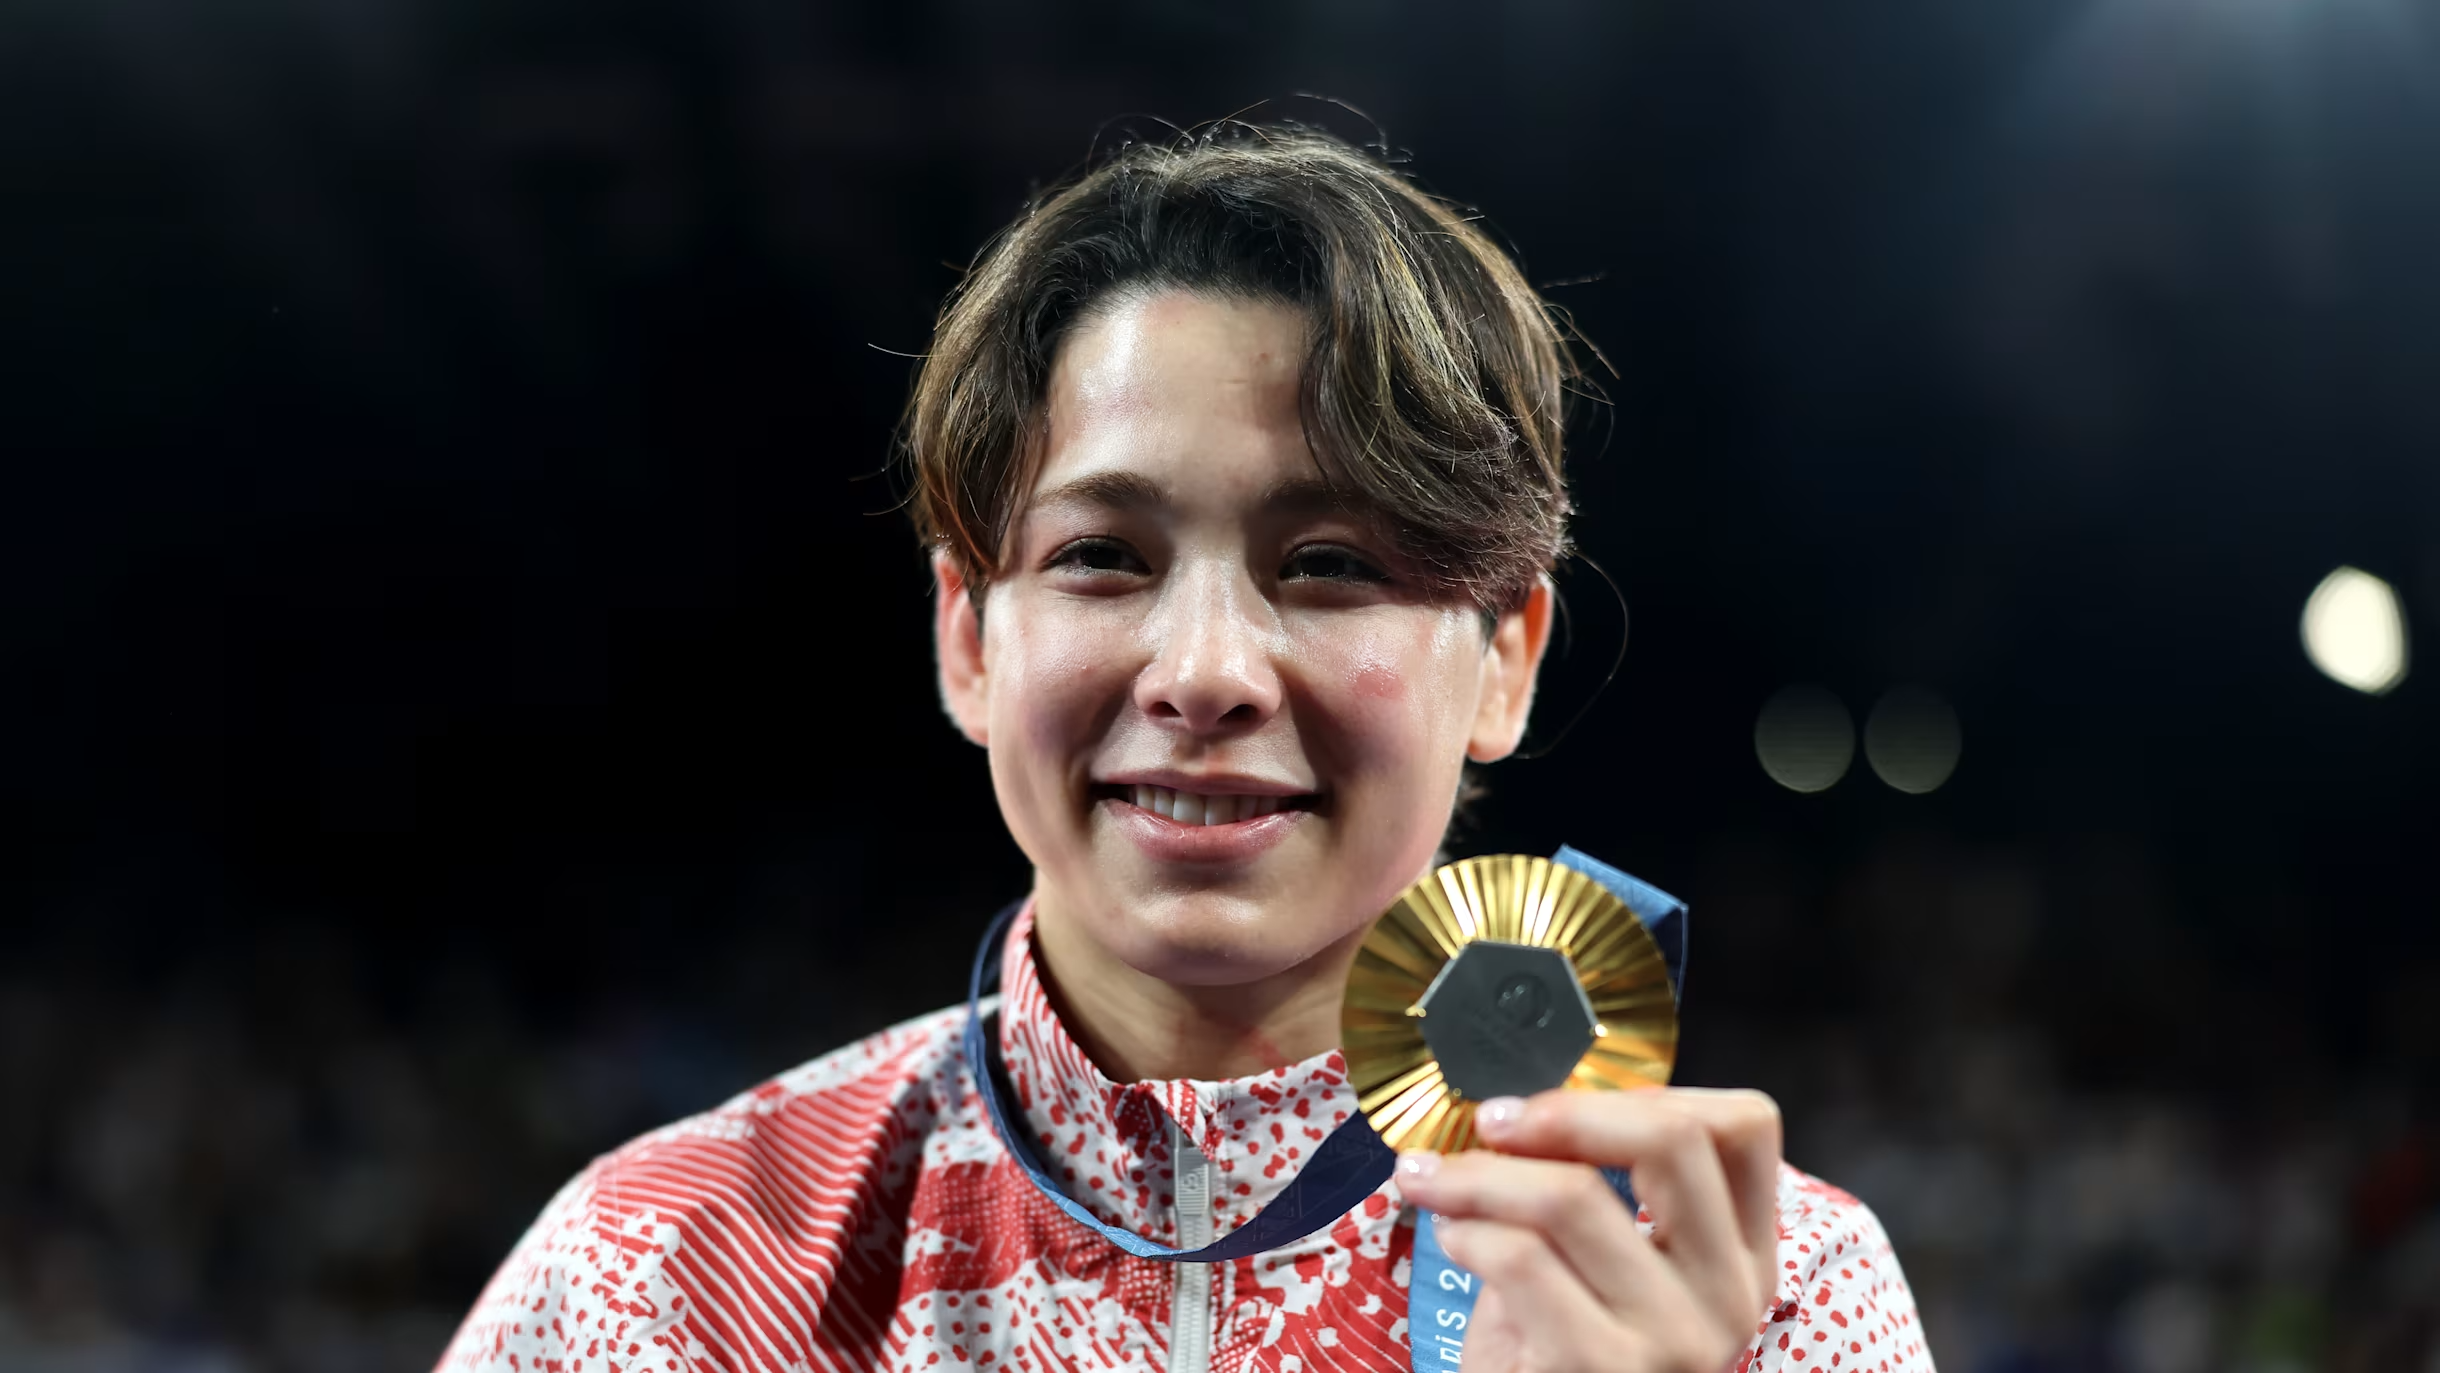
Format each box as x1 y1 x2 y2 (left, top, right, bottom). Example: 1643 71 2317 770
932 289 1552 1080
433 124 1930 1373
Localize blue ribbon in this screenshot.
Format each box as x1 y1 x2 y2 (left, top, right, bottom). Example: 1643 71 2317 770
961 849 1687 1366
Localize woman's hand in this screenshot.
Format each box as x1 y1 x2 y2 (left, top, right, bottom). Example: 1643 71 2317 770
1394 1087 1784 1373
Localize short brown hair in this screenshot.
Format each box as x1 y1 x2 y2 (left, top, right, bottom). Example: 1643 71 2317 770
901 123 1580 612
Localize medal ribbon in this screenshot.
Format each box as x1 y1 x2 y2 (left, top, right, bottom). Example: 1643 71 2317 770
961 846 1686 1367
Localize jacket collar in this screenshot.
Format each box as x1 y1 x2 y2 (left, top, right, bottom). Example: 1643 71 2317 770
995 902 1364 1242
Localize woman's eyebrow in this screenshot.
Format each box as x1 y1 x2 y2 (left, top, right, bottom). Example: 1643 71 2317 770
1030 470 1166 513
1027 472 1352 520
1258 477 1346 517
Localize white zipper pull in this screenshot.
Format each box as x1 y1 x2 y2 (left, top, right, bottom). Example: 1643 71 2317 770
1169 1119 1214 1373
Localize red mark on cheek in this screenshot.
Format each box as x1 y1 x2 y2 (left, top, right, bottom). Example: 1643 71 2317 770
1352 664 1405 701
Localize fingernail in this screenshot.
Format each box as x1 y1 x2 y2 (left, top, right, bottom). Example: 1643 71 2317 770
1478 1097 1527 1132
1397 1151 1440 1181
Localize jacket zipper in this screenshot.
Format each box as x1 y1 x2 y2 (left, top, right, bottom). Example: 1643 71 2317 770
1169 1120 1215 1373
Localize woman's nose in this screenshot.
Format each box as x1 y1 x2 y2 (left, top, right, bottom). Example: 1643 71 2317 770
1132 564 1283 733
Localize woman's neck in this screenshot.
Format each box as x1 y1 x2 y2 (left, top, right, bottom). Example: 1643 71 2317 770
1027 902 1369 1084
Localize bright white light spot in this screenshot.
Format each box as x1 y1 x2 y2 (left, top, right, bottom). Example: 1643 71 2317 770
2302 565 2408 695
1755 685 1854 793
1865 687 1962 795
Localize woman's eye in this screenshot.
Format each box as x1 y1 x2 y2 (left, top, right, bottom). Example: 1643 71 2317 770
1048 538 1149 575
1282 544 1388 583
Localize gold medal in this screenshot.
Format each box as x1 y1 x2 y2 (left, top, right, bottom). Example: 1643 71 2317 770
1340 854 1678 1153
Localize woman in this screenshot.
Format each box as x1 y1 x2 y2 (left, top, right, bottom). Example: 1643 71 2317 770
436 125 1929 1373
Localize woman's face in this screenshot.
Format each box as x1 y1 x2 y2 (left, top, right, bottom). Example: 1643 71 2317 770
935 289 1550 988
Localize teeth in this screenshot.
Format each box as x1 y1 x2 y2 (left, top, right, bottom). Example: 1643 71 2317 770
1125 786 1297 826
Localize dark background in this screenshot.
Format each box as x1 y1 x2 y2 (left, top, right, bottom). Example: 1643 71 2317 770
4 1 2436 1370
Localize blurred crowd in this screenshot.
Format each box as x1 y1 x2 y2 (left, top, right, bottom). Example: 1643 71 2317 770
3 838 2433 1373
1792 1032 2437 1373
0 924 768 1373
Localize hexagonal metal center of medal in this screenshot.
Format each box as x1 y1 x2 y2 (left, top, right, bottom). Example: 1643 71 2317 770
1412 941 1599 1101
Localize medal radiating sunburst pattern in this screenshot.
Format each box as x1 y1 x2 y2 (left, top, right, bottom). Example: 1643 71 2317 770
1341 854 1678 1153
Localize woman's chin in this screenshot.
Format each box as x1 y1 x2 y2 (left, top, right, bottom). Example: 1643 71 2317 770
1097 889 1357 989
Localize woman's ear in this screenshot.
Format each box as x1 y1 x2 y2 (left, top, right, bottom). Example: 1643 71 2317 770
1466 576 1556 763
932 551 991 747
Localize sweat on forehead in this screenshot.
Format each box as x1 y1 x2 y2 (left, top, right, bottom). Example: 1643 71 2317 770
1046 290 1306 440
1012 295 1395 586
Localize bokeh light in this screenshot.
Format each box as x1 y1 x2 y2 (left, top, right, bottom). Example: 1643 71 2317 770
1865 687 1963 795
1755 685 1855 793
2301 565 2408 695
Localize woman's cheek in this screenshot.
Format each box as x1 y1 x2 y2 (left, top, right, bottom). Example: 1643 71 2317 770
1311 626 1474 913
985 606 1126 823
1298 614 1480 758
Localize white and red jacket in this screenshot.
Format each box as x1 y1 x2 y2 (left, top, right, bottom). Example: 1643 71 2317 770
435 903 1932 1372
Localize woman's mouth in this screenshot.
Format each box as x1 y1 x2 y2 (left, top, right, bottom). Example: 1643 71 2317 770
1115 784 1310 826
1091 783 1319 861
